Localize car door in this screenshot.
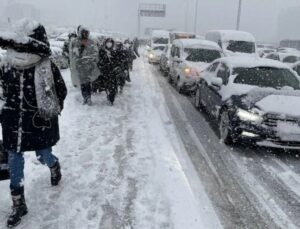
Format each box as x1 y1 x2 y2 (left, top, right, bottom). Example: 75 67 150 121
207 63 230 117
199 62 220 110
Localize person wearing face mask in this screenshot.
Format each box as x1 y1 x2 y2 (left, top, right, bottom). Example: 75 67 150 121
98 38 121 105
69 26 99 105
0 19 67 228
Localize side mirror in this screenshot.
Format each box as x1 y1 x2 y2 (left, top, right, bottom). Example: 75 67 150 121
211 77 223 88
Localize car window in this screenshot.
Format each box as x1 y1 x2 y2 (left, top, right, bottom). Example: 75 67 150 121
294 65 300 76
175 47 180 58
184 48 221 63
233 67 300 89
266 54 279 60
283 56 299 63
208 62 219 72
217 63 230 85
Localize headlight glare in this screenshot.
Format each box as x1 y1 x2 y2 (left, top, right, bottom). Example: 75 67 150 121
237 109 262 122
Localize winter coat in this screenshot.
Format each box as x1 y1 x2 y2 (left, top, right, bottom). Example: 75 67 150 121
69 38 100 86
0 62 67 152
115 48 129 71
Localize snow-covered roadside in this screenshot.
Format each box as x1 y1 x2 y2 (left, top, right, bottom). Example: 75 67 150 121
0 58 220 229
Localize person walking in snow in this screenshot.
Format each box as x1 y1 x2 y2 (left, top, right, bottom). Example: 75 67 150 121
124 39 136 74
0 19 67 228
69 26 99 105
62 32 77 65
115 41 129 93
98 38 121 105
133 37 140 58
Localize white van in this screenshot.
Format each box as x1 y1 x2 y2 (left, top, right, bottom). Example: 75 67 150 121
205 30 257 57
150 30 169 48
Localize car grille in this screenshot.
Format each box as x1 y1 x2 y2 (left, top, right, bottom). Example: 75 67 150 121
263 114 300 127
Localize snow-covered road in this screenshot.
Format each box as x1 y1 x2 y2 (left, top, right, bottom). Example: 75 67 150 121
0 59 221 229
151 61 300 229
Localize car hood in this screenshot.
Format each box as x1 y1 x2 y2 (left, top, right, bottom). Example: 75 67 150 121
241 88 300 117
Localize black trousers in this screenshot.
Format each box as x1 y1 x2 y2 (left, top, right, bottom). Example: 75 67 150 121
81 82 92 100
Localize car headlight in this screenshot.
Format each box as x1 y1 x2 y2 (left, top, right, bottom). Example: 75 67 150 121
149 53 154 59
236 108 263 122
184 67 199 77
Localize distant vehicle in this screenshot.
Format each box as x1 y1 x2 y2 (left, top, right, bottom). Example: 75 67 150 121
150 30 169 48
205 30 257 57
159 45 171 75
148 45 166 64
169 31 196 44
194 56 300 149
277 47 300 54
257 44 277 57
168 39 222 93
264 52 300 66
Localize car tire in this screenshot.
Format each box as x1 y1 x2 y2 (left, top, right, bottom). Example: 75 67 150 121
194 86 203 110
219 110 234 145
168 73 173 84
176 77 182 93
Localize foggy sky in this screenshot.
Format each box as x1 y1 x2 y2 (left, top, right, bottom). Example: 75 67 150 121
0 0 299 42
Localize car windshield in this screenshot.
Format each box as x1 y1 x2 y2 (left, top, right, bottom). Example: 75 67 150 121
153 37 169 44
184 48 221 63
233 67 300 89
226 40 256 53
153 46 165 51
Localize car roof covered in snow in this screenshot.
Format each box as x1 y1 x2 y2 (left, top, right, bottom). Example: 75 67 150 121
216 56 291 70
152 30 169 38
206 30 256 42
173 39 221 51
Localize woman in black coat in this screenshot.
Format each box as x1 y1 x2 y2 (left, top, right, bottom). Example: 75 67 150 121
0 19 67 228
98 38 121 105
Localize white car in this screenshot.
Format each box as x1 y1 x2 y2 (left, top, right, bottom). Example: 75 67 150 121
205 30 257 57
148 45 166 64
168 39 223 93
194 56 300 149
265 52 300 67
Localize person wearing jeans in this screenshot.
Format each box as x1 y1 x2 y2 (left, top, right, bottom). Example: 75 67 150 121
0 20 67 228
8 148 59 193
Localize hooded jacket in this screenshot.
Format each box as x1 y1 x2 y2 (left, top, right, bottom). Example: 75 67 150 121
0 19 67 152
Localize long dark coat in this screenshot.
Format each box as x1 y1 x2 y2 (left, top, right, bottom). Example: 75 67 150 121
0 62 67 152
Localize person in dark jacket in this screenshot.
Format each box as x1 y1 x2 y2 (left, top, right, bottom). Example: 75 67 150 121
124 39 136 73
98 38 121 105
115 41 129 92
133 37 140 58
0 19 67 228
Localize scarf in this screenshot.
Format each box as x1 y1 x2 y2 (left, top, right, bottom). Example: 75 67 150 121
7 50 60 119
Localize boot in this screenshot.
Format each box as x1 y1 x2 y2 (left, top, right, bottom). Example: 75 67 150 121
7 192 28 228
50 161 62 186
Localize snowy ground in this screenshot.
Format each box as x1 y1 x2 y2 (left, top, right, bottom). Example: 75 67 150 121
0 58 221 229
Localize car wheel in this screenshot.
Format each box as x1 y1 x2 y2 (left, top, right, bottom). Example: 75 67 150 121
219 110 234 145
168 73 173 84
176 77 182 93
194 86 203 109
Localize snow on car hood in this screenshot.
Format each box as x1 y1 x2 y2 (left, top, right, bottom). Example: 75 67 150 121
256 94 300 117
242 88 300 117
